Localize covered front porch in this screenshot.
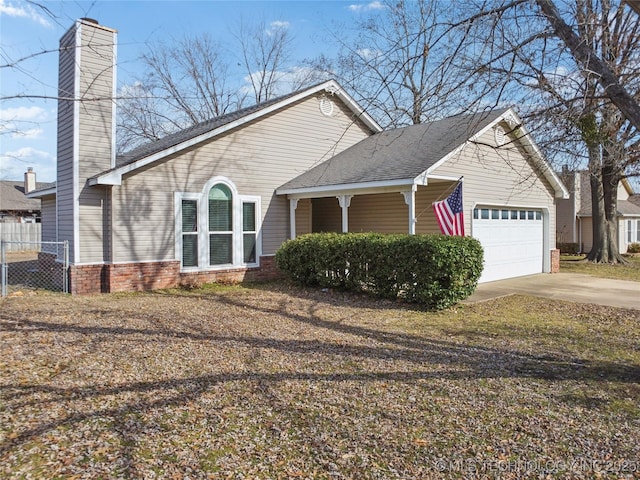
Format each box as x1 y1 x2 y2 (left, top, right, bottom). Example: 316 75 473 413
277 177 460 239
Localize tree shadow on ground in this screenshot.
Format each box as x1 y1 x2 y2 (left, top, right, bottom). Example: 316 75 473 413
1 285 638 470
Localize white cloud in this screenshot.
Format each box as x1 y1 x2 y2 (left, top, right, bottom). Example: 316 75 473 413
0 106 47 122
270 20 290 29
0 147 56 181
11 128 43 139
348 1 385 12
0 106 48 138
265 20 290 37
0 0 51 27
241 66 329 100
356 48 382 60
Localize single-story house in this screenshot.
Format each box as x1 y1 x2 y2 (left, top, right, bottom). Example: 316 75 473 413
0 169 49 223
556 170 640 253
29 18 568 293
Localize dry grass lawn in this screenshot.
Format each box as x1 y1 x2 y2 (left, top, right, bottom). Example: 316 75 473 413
560 255 640 282
1 283 639 479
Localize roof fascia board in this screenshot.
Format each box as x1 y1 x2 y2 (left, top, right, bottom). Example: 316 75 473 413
621 177 635 195
423 112 507 176
277 178 415 199
92 80 382 186
425 108 569 200
26 186 57 198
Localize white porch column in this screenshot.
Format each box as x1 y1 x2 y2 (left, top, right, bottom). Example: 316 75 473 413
401 186 417 235
289 198 299 239
337 195 353 233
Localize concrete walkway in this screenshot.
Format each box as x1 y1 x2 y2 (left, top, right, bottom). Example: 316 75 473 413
463 273 640 310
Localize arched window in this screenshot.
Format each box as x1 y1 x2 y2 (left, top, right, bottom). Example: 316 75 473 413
208 184 233 265
176 177 261 270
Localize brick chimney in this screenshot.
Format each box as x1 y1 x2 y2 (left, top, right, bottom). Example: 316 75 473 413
24 167 36 193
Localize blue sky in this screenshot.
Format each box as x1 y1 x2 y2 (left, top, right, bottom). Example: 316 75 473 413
1 0 385 182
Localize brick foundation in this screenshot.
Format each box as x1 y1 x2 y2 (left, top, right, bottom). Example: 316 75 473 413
65 255 281 294
179 255 282 287
107 260 181 293
69 264 107 294
550 248 560 273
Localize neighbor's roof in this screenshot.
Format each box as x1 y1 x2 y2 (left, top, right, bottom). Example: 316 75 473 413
88 80 381 187
277 108 568 199
0 181 51 211
576 171 640 217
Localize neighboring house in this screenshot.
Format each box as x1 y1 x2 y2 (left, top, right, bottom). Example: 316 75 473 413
29 18 568 293
0 168 50 223
556 170 640 253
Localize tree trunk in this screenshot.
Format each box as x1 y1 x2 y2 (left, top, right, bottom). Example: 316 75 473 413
587 147 627 263
586 162 609 262
602 153 627 263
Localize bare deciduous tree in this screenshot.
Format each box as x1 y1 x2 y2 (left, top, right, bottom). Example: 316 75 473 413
116 34 241 152
234 18 294 103
487 0 640 262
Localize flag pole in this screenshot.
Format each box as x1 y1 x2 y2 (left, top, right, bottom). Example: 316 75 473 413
431 175 464 204
414 176 464 221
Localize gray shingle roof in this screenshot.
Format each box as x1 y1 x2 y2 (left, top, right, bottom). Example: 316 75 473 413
0 181 51 211
278 108 509 191
114 85 326 168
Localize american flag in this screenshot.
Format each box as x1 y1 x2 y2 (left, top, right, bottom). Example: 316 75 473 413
433 182 465 236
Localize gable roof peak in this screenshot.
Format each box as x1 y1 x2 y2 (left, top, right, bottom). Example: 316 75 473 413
91 79 381 186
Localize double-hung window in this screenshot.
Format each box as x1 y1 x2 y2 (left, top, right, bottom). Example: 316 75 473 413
176 177 261 270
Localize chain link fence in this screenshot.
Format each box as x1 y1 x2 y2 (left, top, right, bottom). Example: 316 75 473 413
1 240 69 296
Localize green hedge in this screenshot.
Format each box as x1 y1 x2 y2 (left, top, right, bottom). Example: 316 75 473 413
557 242 580 254
275 233 483 310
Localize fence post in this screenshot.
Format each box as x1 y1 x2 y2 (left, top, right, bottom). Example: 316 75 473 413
63 240 69 294
1 240 6 297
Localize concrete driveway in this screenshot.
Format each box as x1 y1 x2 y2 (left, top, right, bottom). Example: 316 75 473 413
464 273 640 310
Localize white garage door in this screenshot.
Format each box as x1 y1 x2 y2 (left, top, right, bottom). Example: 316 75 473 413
472 207 544 283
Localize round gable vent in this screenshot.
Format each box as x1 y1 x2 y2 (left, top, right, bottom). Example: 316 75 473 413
319 96 334 117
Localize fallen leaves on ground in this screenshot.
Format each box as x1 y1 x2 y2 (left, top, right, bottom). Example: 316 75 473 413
1 283 639 479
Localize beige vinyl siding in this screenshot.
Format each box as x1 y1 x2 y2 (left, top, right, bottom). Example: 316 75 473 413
76 24 115 264
55 25 78 263
580 217 593 253
618 182 630 201
111 95 372 262
312 197 341 232
430 122 557 247
294 198 312 236
556 174 577 244
348 193 408 233
40 198 57 243
310 183 451 235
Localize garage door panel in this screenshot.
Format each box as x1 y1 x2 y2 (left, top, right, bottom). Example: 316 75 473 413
472 208 543 283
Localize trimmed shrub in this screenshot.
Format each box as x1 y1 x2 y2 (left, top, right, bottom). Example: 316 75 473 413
275 233 483 310
557 242 580 255
628 242 640 254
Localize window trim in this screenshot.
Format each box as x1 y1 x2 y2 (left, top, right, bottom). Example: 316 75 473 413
175 177 262 271
175 192 201 272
